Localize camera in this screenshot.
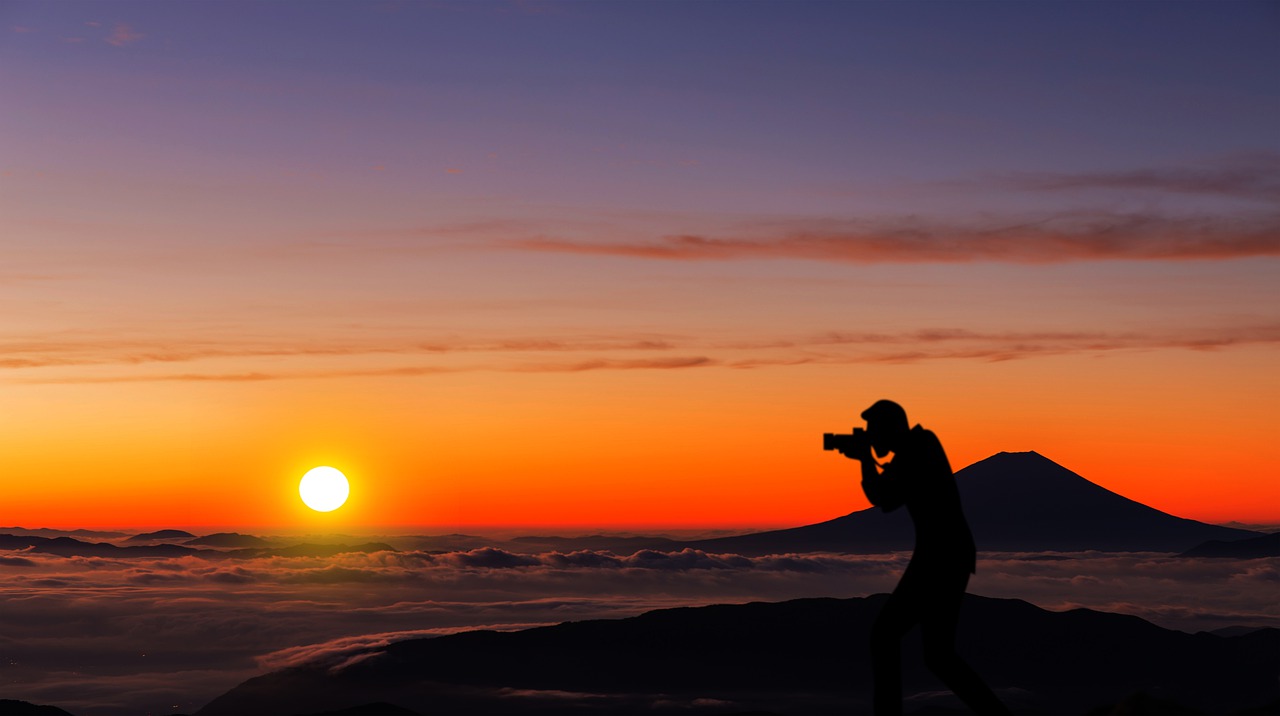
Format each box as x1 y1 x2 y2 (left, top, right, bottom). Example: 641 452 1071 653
823 427 870 453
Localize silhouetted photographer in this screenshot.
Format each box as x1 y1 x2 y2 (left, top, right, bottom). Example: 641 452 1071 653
827 399 1010 716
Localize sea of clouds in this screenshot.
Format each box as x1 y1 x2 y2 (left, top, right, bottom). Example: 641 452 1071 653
0 544 1275 716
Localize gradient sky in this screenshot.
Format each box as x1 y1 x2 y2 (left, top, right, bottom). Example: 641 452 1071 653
2 0 1278 529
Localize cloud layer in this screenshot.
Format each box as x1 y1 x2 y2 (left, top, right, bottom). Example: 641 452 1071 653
0 542 1275 716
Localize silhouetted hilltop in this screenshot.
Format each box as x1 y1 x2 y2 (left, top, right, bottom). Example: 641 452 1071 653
0 534 199 558
196 594 1279 716
0 534 390 560
507 534 680 553
296 703 418 716
185 532 274 548
1181 531 1280 558
0 699 75 715
125 529 197 542
0 526 128 540
405 534 505 553
686 452 1260 554
226 543 397 559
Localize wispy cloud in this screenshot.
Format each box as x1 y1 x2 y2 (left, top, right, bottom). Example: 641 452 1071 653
1004 152 1280 202
11 323 1280 384
105 22 142 47
513 211 1280 264
0 334 678 371
510 356 716 373
20 357 717 384
724 325 1280 364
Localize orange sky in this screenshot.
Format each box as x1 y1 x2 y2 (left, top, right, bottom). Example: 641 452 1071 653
2 2 1278 530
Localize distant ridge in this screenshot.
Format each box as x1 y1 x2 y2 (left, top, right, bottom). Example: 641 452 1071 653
1181 531 1280 558
0 527 128 540
0 534 199 558
124 529 197 543
0 534 391 560
685 451 1260 555
185 532 274 548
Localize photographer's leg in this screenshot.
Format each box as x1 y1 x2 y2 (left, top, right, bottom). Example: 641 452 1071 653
870 593 914 716
920 576 1012 716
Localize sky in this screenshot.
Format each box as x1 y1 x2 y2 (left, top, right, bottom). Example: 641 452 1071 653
2 0 1278 529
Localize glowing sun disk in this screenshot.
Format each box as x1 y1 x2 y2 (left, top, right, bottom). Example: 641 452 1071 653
300 466 349 512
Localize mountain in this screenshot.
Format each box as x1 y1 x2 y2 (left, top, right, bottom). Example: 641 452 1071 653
184 532 275 548
0 535 389 560
685 451 1261 554
1181 531 1280 558
196 594 1280 716
124 529 197 543
0 527 129 540
506 534 680 553
225 543 397 559
0 534 199 558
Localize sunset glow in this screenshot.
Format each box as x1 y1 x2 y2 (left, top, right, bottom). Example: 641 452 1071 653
2 4 1278 716
1 1 1277 531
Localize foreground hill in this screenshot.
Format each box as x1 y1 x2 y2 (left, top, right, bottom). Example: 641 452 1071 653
684 451 1259 554
197 594 1279 716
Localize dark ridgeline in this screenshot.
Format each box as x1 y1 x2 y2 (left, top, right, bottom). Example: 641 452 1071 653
194 594 1280 716
0 700 76 716
124 529 198 543
1181 531 1280 558
0 534 200 559
684 451 1261 555
183 532 275 548
0 534 394 560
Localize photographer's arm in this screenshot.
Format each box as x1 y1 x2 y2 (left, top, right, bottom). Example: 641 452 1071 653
838 441 905 511
861 461 905 512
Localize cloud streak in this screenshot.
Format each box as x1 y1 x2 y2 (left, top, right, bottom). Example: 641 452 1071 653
1004 152 1280 202
0 334 679 371
105 22 142 47
513 211 1280 264
13 323 1280 384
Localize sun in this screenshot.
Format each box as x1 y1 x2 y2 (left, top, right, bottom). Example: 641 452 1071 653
299 466 350 512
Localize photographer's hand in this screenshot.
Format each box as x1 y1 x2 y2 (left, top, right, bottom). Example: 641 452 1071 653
838 444 873 463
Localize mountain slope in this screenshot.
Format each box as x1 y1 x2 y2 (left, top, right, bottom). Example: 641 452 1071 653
1181 531 1280 558
196 594 1280 716
686 451 1259 554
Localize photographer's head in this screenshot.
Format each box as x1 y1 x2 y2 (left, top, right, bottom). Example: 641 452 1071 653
861 399 909 458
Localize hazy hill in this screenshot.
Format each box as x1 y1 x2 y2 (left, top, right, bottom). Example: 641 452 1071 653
0 535 390 560
1181 531 1280 558
506 534 681 554
0 527 128 540
124 529 197 543
0 534 200 558
684 451 1260 554
184 532 275 548
196 594 1280 716
226 543 398 559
